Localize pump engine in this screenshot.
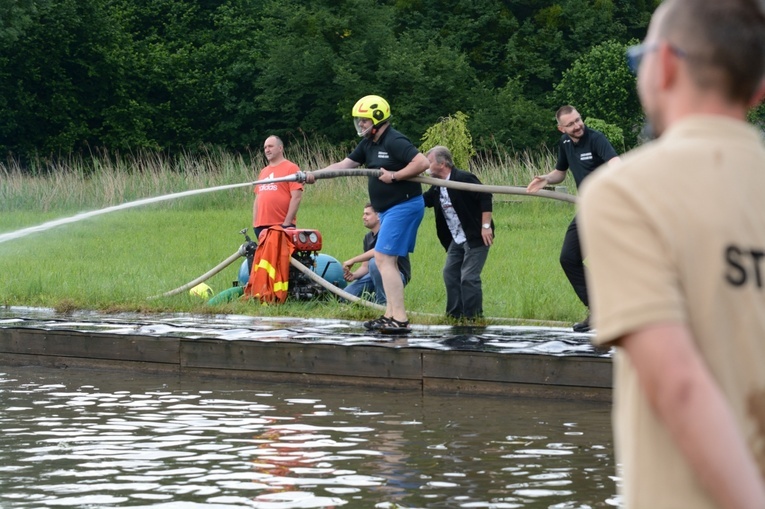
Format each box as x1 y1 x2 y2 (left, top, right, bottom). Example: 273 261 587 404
236 227 344 301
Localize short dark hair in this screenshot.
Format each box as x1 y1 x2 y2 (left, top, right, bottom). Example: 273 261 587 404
266 135 284 147
364 202 375 212
659 0 765 103
556 105 577 123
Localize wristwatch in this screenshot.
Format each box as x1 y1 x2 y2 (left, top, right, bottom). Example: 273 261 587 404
482 223 491 229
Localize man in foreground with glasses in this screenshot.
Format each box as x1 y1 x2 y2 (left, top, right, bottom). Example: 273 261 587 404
526 105 620 332
580 0 765 507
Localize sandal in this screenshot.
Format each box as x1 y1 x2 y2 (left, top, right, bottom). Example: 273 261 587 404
363 315 392 330
379 317 411 335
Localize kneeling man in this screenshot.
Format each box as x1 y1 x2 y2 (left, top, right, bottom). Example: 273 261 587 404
343 203 411 304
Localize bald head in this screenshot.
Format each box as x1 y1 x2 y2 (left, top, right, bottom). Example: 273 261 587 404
263 135 285 165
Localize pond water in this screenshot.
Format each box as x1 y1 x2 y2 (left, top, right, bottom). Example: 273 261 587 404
0 364 619 509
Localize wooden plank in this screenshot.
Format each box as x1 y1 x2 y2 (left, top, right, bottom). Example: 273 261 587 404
423 378 611 401
179 366 423 391
0 353 181 376
181 339 423 379
422 351 611 389
0 328 180 365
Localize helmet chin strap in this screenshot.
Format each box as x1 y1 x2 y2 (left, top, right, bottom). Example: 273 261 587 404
366 120 389 139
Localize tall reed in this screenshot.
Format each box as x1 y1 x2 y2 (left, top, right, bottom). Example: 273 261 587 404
1 140 563 214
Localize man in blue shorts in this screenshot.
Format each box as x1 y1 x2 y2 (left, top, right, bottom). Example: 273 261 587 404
307 95 429 332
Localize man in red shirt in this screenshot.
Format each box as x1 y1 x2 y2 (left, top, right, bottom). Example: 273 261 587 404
253 135 304 238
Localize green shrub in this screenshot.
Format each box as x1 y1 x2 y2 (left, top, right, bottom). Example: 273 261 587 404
584 117 625 153
419 111 476 169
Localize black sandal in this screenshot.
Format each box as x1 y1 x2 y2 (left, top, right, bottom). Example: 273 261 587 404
379 317 411 335
363 315 392 330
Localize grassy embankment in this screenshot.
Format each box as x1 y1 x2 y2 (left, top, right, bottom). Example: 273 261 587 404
0 142 585 325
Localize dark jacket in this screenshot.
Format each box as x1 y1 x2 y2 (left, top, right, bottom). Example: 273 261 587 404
423 168 494 250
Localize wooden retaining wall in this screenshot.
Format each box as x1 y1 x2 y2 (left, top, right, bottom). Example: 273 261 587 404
0 328 611 400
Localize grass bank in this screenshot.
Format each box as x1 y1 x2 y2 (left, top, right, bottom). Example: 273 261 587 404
0 144 585 325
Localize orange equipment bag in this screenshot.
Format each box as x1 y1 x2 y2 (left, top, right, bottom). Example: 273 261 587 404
242 226 295 304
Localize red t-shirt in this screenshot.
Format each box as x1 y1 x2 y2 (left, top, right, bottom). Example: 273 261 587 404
253 160 303 227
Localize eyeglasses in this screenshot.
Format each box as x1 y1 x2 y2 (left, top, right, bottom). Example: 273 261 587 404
560 116 583 129
626 43 658 74
626 43 686 74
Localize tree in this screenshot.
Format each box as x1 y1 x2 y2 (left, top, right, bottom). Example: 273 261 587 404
553 39 642 148
748 102 765 132
505 0 640 102
0 0 44 45
584 117 625 153
392 0 519 88
0 0 145 157
373 33 478 142
0 0 656 159
469 79 552 153
109 0 233 150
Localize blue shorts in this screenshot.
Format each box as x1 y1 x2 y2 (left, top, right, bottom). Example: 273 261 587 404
376 196 424 257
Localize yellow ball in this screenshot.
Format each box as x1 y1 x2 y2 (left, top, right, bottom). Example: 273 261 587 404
189 283 214 299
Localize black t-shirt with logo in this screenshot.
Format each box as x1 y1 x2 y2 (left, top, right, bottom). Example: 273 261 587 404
555 127 618 188
348 126 422 212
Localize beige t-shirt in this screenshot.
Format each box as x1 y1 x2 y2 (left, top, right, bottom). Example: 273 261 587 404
579 116 765 508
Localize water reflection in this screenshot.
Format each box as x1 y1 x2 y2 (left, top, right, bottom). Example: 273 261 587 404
0 365 618 508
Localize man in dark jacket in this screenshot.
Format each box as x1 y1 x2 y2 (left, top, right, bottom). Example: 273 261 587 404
424 146 494 320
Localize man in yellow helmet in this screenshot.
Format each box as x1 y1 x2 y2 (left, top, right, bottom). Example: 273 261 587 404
307 95 429 333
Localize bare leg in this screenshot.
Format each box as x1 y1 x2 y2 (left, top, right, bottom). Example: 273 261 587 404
375 251 407 322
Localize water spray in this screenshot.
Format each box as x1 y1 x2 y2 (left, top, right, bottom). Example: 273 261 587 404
1 170 573 246
0 174 302 245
